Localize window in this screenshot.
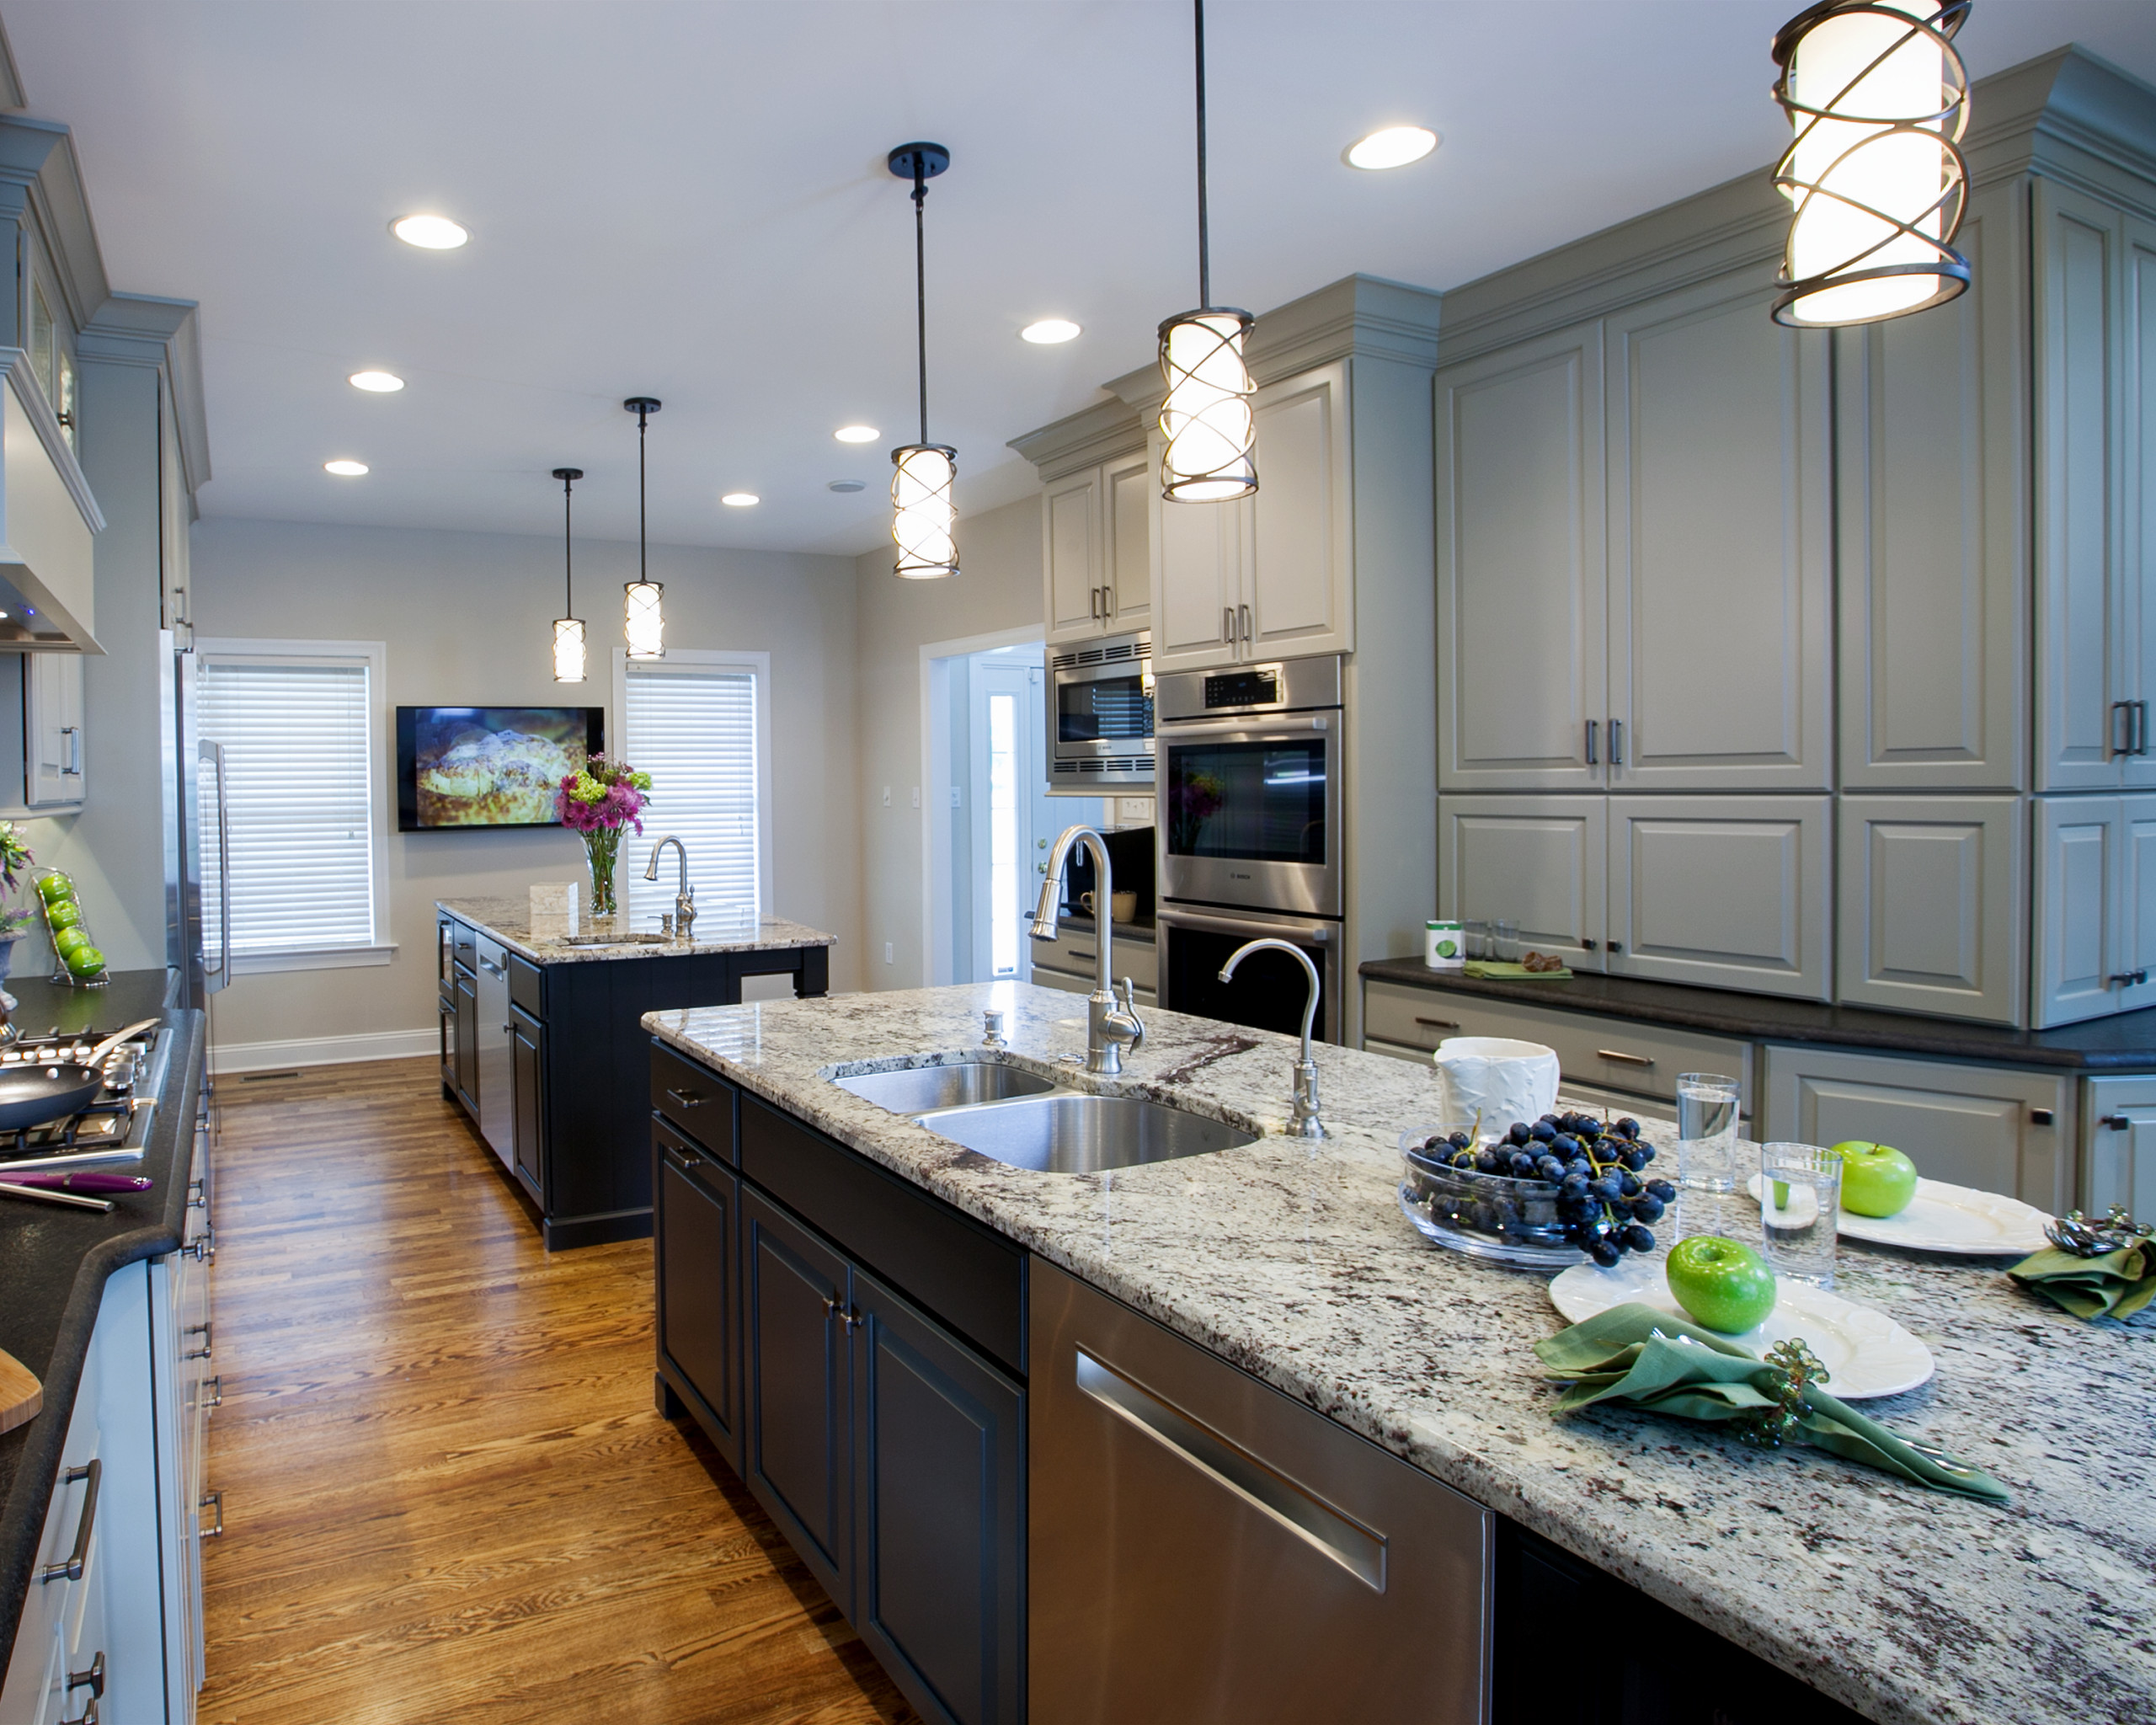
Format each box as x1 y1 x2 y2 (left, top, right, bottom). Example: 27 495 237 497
615 649 771 932
195 639 392 972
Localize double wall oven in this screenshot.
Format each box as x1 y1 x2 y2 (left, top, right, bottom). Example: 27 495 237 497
1156 655 1343 1044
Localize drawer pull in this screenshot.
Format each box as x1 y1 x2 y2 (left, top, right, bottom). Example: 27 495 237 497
1595 1049 1655 1068
2108 969 2148 987
2100 1114 2134 1131
200 1488 224 1539
60 1696 97 1725
1413 1017 1461 1032
182 1225 214 1263
2029 1108 2054 1126
204 1375 223 1410
67 1652 104 1700
664 1087 709 1110
184 1321 213 1361
40 1459 99 1583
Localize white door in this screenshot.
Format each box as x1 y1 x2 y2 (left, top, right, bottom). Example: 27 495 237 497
969 659 1059 983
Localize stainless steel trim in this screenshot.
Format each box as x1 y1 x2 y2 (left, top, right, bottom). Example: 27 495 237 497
40 1460 99 1583
200 740 231 992
1075 1348 1384 1589
1156 653 1342 722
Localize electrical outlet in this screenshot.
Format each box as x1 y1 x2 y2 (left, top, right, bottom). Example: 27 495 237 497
884 942 894 964
882 786 892 807
911 786 921 809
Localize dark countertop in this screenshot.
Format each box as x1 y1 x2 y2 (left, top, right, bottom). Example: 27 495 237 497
0 971 199 1673
1359 958 2156 1071
436 896 835 965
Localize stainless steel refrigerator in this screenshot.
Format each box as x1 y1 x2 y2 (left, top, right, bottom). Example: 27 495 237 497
162 631 229 1010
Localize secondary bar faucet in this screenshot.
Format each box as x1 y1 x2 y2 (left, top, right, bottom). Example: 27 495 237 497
1219 939 1326 1139
643 836 696 942
1030 825 1145 1076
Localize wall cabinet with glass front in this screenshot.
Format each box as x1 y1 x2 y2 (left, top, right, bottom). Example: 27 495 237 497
1043 449 1151 645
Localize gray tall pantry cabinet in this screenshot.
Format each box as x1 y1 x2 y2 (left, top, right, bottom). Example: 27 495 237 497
1433 46 2156 1033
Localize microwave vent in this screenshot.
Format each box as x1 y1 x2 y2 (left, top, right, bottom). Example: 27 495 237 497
1054 757 1150 777
1052 638 1150 671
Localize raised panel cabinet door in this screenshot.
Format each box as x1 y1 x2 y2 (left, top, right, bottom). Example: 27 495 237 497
453 972 478 1106
2034 180 2127 791
741 1187 853 1612
2082 1076 2156 1216
1043 468 1103 644
1837 180 2028 791
851 1266 1024 1725
2125 216 2156 790
1835 795 2025 1025
1759 1044 2072 1215
510 1007 546 1199
2116 794 2156 1015
26 650 84 806
2031 794 2119 1028
656 1131 740 1465
1150 430 1247 672
1605 274 1832 789
1435 323 1607 791
1104 451 1152 628
1608 795 1830 1000
1248 361 1352 658
1436 793 1606 969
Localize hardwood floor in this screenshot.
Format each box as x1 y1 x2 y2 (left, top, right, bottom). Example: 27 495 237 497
198 1055 916 1725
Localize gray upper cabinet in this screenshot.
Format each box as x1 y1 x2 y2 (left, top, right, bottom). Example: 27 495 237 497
1436 793 1606 969
2031 793 2156 1027
1435 323 1606 791
1837 181 2028 792
1604 275 1832 792
1150 465 1245 670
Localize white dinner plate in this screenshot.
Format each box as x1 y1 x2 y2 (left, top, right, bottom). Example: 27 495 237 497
1548 1257 1935 1399
1743 1173 2050 1258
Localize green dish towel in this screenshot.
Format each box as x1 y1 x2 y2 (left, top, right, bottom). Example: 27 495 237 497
1533 1303 2009 1503
1462 959 1573 980
2007 1242 2156 1321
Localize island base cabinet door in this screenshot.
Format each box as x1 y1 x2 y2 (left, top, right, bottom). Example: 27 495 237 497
851 1267 1024 1725
2082 1076 2156 1217
510 1006 546 1200
1759 1044 2073 1214
656 1125 740 1470
452 971 478 1108
1028 1261 1490 1725
742 1188 853 1612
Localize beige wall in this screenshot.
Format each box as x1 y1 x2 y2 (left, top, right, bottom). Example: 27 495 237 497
190 515 862 1057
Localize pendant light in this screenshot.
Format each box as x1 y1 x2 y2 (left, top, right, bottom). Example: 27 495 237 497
1157 0 1256 503
1770 0 1972 327
550 466 587 683
622 396 664 657
888 143 958 580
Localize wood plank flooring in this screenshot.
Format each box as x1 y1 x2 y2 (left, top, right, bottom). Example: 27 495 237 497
198 1055 916 1725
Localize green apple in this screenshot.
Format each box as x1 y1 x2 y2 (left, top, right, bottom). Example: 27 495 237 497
1829 1140 1920 1218
64 945 104 979
51 926 88 959
35 873 72 905
45 899 81 932
1664 1235 1779 1334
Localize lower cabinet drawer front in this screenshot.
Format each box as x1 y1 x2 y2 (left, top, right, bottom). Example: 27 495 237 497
507 953 544 1017
1028 966 1091 998
1032 935 1156 994
651 1043 736 1160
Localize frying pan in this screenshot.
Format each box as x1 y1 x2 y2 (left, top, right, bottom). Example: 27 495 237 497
0 1018 161 1131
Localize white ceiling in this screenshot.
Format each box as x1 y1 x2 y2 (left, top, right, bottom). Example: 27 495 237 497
7 0 2154 559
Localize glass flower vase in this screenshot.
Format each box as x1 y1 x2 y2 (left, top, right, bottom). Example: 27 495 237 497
583 828 622 920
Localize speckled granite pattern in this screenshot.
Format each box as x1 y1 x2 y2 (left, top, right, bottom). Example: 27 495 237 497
646 982 2156 1725
438 896 834 964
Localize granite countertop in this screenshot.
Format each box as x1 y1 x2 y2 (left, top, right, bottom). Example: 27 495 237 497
0 975 200 1673
437 896 835 964
648 982 2154 1725
1362 956 2156 1071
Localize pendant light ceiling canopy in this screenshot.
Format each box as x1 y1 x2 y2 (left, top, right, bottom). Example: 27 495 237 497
1770 0 1972 327
889 142 958 580
1158 0 1256 504
623 396 665 658
551 466 586 684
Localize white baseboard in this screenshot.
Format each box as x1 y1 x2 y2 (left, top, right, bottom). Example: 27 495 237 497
210 1027 438 1076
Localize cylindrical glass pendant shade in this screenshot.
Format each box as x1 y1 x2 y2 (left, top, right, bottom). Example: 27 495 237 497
552 617 587 683
1771 0 1970 328
1158 308 1256 502
623 581 664 659
891 443 958 579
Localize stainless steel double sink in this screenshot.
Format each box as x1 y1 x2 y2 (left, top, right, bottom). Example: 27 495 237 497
832 1060 1257 1175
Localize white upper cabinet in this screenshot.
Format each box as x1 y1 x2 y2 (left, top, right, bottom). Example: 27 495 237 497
1150 447 1246 670
1103 451 1151 630
2127 212 2156 791
26 649 83 808
1043 468 1102 644
1436 323 1606 791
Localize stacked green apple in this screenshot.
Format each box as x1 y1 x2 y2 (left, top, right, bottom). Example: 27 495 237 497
37 873 104 981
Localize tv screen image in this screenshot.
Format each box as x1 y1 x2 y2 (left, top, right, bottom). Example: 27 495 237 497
396 706 606 830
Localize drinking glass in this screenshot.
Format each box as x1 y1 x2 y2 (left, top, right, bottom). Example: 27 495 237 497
1461 919 1491 960
1491 920 1522 961
1758 1143 1841 1288
1675 1073 1742 1193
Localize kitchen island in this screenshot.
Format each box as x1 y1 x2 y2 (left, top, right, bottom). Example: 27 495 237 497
646 982 2153 1725
437 898 832 1247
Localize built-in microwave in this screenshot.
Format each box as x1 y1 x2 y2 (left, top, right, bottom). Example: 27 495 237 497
1047 631 1154 793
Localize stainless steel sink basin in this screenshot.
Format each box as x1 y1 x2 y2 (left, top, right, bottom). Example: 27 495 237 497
834 1060 1061 1114
558 932 673 947
915 1092 1257 1174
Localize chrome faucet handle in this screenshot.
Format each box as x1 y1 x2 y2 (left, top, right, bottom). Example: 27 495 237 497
982 1009 1007 1049
1113 979 1145 1046
1290 1057 1326 1140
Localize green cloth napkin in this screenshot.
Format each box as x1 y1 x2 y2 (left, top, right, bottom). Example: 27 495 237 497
1533 1303 2009 1503
2007 1242 2156 1321
1462 959 1573 980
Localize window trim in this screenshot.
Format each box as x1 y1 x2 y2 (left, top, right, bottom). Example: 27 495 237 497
195 636 396 974
610 646 774 918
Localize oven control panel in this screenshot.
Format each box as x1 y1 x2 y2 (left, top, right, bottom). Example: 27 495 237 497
1203 669 1279 710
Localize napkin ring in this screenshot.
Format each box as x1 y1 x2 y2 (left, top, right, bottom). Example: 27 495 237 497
1737 1339 1828 1450
2042 1206 2153 1258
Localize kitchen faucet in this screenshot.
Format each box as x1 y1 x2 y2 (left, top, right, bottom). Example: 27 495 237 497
643 836 695 941
1030 825 1145 1076
1219 939 1326 1139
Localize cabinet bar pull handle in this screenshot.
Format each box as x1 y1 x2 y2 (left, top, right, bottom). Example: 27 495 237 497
2137 700 2151 756
67 1652 104 1699
1582 937 1598 951
200 1488 224 1538
184 1321 212 1361
664 1087 708 1109
1595 1048 1654 1067
59 1696 97 1725
40 1459 99 1583
1222 606 1235 644
1239 603 1252 642
1412 1017 1461 1031
2115 701 2133 757
1609 718 1624 766
2100 1114 2134 1130
842 1306 862 1333
1585 719 1598 765
205 1375 223 1409
2107 970 2148 988
1090 585 1101 620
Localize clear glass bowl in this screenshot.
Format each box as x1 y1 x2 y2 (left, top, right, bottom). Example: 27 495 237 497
1396 1125 1586 1270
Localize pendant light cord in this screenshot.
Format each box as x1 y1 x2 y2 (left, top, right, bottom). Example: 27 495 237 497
912 158 930 446
635 403 648 583
561 470 574 612
1194 0 1210 310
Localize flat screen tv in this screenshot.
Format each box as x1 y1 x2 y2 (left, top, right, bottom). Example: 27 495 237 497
395 706 605 830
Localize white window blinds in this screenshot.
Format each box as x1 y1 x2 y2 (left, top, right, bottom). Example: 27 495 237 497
198 654 376 953
622 665 760 929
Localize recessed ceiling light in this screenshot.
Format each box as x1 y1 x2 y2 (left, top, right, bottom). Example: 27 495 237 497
324 458 369 477
828 479 866 494
1021 318 1082 344
721 492 760 507
391 213 468 249
349 370 404 393
835 424 880 444
1344 126 1439 171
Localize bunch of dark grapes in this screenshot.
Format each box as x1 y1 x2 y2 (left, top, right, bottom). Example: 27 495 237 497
1421 1111 1676 1268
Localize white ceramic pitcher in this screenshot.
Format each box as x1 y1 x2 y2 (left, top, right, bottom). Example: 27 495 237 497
1432 1037 1561 1138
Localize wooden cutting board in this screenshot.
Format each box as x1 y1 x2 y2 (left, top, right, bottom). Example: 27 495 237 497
0 1347 40 1434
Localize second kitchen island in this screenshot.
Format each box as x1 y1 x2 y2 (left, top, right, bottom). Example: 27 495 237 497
437 896 833 1248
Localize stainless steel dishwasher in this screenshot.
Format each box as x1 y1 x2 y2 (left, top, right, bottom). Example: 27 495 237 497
1030 1261 1491 1723
473 935 514 1171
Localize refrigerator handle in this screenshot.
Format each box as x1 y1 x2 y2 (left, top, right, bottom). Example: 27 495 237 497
201 740 232 987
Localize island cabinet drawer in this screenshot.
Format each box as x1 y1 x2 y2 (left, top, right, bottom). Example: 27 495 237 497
741 1096 1026 1376
1035 934 1156 993
652 1044 736 1162
448 917 476 966
508 953 543 1017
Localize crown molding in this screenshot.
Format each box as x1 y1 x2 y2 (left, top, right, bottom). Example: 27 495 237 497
1006 392 1147 483
81 292 212 498
0 117 109 334
0 18 26 114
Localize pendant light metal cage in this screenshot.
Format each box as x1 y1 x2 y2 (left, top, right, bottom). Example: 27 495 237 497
1770 0 1972 328
891 442 958 579
550 466 587 683
1158 307 1256 502
623 396 665 658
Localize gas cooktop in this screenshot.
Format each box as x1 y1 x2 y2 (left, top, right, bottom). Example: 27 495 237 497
0 1024 170 1177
